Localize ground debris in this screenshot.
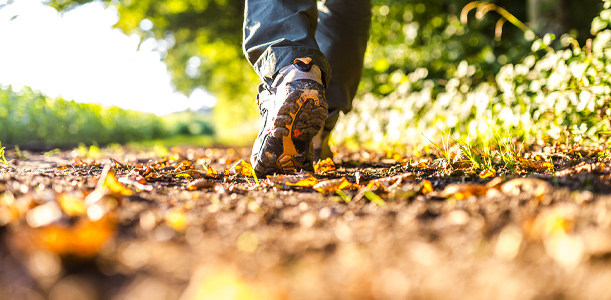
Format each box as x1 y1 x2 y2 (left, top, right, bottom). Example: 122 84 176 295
0 145 611 300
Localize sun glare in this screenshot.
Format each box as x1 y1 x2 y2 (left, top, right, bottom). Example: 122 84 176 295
0 0 211 115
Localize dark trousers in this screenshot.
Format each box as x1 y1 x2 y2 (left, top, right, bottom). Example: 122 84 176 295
243 0 372 132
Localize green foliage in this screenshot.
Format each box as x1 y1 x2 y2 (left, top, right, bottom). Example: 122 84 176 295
48 0 260 137
41 0 606 148
0 86 204 147
334 1 611 148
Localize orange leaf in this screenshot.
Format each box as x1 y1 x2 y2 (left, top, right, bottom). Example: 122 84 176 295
441 183 489 200
268 171 318 188
314 177 355 193
313 158 336 173
479 168 497 179
421 180 433 194
38 217 115 258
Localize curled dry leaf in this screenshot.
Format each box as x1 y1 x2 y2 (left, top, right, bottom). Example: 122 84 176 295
441 183 489 200
501 178 551 203
99 165 133 196
188 179 217 191
514 156 554 171
453 160 472 170
85 165 132 206
313 157 336 173
267 171 318 188
203 164 221 179
366 172 415 191
314 177 356 193
227 160 255 177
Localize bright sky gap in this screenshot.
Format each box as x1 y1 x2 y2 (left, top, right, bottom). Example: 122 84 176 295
0 0 216 116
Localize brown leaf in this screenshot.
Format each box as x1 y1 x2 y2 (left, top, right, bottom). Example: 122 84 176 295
366 172 415 190
514 156 554 171
314 177 356 193
188 179 217 190
501 178 551 203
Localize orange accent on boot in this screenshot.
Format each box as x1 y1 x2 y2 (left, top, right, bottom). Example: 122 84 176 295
293 128 303 138
293 57 312 65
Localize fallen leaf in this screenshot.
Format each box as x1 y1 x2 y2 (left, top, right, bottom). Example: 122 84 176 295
479 168 497 178
165 208 188 232
366 172 415 190
228 160 255 177
57 193 87 217
314 177 355 193
99 165 133 196
37 217 116 258
188 179 217 190
421 180 434 194
203 164 221 178
268 171 318 188
514 156 554 171
501 177 551 203
440 183 489 200
313 158 336 173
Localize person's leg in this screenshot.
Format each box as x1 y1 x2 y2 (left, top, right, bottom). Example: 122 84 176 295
314 0 372 159
243 0 331 88
244 0 330 176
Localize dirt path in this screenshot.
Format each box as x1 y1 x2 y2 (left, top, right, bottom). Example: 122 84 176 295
1 145 611 300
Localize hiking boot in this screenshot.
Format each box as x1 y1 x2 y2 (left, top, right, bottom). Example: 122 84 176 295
250 58 328 176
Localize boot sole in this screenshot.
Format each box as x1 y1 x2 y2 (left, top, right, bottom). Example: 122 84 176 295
253 80 328 176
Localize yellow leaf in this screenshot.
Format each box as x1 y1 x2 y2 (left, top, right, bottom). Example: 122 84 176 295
228 160 255 177
165 208 188 232
479 168 497 179
203 164 221 178
98 165 132 196
314 177 355 193
57 193 87 216
175 173 193 179
313 157 336 173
